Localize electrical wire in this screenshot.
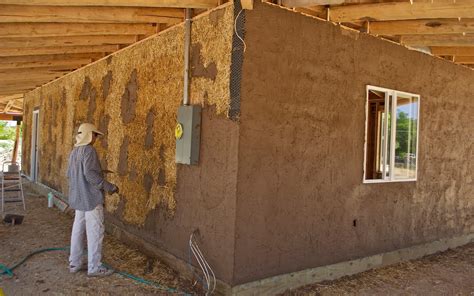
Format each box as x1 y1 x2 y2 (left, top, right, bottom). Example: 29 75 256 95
234 9 247 53
189 233 216 295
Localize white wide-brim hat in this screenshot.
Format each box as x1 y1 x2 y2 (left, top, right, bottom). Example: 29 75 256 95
75 123 104 147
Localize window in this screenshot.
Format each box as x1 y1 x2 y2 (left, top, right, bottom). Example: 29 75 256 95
364 86 420 183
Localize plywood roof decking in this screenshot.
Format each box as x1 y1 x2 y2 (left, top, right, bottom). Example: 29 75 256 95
1 0 473 114
0 0 224 114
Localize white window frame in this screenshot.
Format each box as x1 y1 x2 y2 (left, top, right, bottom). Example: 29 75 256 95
363 85 420 184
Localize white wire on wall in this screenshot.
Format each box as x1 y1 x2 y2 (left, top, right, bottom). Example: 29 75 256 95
234 9 247 52
189 232 216 295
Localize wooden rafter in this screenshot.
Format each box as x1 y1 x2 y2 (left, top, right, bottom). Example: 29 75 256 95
0 5 183 24
0 23 156 38
329 1 474 22
370 19 474 36
283 0 343 6
0 94 23 103
0 35 138 48
401 34 474 47
431 46 474 56
4 99 17 113
0 0 218 8
0 53 104 63
0 66 82 74
294 6 327 19
1 73 64 84
454 56 474 64
0 59 92 70
0 45 120 57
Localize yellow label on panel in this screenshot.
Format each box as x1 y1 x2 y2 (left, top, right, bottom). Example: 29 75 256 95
175 123 183 140
0 287 5 296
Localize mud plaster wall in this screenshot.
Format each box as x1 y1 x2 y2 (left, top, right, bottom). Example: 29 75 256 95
233 2 474 284
22 4 238 282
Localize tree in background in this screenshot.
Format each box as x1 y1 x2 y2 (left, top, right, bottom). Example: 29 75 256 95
0 121 16 141
395 111 418 160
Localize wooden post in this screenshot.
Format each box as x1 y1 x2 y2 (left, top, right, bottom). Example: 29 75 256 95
11 122 20 164
241 0 254 9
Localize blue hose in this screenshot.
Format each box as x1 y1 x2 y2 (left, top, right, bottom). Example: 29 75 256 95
0 247 191 295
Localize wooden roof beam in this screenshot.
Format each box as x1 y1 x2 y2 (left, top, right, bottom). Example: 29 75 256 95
0 35 138 48
293 6 327 19
370 19 474 36
329 1 474 22
454 56 474 64
0 67 77 74
431 46 474 56
0 23 156 38
0 114 23 120
0 88 36 96
0 59 92 70
0 5 183 24
0 53 104 63
282 0 343 5
0 45 120 57
0 0 218 8
1 73 65 83
0 94 23 103
401 34 474 47
4 99 17 113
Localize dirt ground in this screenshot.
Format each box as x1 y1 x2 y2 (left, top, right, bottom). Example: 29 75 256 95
1 189 473 296
281 244 474 296
0 191 201 296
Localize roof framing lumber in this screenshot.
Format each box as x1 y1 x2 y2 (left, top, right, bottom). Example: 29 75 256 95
0 0 218 8
0 86 40 94
294 6 327 19
0 53 104 63
370 19 474 36
431 46 474 56
329 1 474 22
0 89 31 96
0 59 92 70
0 5 183 24
0 23 156 38
0 66 80 74
1 73 64 83
0 35 138 49
4 99 17 113
283 0 343 6
401 34 474 47
454 56 474 64
0 113 23 120
0 94 23 103
0 45 120 57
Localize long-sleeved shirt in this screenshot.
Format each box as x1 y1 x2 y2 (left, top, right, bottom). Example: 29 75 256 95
67 145 116 211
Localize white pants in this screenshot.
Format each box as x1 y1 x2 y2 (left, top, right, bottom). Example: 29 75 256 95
69 204 104 274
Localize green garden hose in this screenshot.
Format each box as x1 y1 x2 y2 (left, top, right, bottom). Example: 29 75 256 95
0 247 191 295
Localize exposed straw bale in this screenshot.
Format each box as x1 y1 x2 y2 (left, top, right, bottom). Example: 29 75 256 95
21 4 234 226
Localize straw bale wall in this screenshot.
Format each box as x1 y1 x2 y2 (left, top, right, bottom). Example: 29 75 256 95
22 5 234 226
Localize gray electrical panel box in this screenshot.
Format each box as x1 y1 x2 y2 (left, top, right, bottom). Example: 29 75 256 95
175 105 201 165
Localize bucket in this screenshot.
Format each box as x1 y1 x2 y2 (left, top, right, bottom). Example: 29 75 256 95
47 192 54 208
7 164 19 173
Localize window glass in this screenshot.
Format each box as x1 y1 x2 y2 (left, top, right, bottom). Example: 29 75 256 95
365 87 419 182
394 94 418 180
